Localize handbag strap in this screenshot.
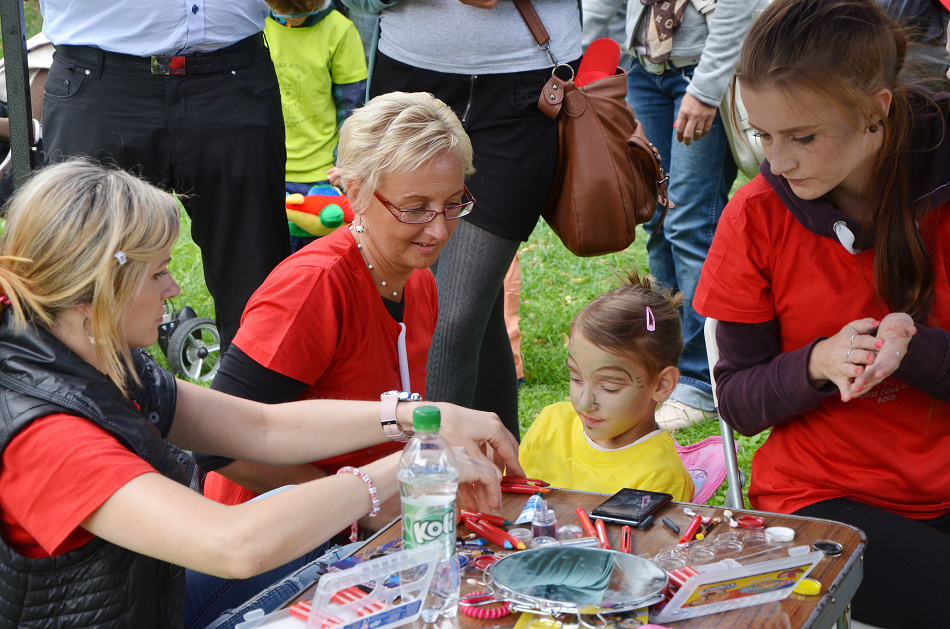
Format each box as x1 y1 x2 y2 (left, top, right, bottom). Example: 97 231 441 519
513 0 558 66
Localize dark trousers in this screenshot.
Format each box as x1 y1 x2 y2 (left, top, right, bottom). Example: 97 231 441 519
795 498 950 628
42 44 290 352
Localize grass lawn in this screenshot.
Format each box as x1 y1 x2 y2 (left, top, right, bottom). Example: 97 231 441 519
3 3 758 507
0 1 43 52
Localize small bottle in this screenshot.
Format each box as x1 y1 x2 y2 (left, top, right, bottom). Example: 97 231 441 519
398 406 460 621
531 499 558 540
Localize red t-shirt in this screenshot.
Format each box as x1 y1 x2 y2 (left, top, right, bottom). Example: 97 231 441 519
695 176 950 518
0 414 155 558
204 226 439 506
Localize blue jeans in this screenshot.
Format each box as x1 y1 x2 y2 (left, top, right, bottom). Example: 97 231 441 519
185 485 359 629
185 542 347 629
627 59 737 412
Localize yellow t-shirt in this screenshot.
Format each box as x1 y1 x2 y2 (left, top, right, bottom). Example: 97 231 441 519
520 402 694 501
265 11 368 182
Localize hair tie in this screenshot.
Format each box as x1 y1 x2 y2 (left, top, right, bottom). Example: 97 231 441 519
0 294 10 306
114 251 127 265
645 306 656 332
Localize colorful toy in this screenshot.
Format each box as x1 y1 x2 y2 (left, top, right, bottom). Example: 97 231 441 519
286 184 355 238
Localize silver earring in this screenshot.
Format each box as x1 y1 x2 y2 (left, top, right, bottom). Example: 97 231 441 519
82 317 94 345
355 215 365 233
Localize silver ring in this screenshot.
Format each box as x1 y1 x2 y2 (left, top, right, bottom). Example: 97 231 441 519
694 131 702 138
846 348 859 364
883 348 901 358
849 334 857 348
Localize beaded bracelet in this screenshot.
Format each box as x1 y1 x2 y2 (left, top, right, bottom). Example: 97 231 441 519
337 466 381 543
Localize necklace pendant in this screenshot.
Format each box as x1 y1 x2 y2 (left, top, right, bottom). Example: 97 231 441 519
355 225 364 233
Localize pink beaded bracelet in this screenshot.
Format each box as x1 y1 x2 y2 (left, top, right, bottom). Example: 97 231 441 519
337 466 380 543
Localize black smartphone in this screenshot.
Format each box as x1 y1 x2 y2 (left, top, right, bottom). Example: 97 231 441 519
589 488 673 526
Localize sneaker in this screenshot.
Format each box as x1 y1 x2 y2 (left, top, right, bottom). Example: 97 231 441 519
655 399 717 431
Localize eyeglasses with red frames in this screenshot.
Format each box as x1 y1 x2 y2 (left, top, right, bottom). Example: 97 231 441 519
373 186 476 224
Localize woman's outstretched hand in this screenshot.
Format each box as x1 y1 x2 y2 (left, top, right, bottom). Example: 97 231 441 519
431 403 524 510
844 313 915 399
452 446 504 513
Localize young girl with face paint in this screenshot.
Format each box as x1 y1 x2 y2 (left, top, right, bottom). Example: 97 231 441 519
519 270 694 501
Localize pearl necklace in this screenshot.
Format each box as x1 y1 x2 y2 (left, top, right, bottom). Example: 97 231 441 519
352 224 402 298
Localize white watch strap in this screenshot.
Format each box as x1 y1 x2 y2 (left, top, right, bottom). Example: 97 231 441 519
380 392 409 442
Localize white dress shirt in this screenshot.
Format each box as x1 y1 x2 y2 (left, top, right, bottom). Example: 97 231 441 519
40 0 269 56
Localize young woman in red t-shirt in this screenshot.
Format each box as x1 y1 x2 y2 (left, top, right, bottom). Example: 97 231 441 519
0 160 518 628
694 1 950 626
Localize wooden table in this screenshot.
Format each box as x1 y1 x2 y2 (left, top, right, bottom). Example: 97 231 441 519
290 489 866 629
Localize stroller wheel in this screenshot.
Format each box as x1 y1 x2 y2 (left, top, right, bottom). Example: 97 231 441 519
168 317 220 383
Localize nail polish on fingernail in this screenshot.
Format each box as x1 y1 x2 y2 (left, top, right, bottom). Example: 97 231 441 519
855 368 860 374
856 385 863 392
867 353 873 361
876 341 883 349
872 320 880 325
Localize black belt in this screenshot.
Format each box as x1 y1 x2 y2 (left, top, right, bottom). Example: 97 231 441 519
54 32 264 76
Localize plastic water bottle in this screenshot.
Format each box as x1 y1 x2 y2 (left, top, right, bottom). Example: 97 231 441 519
398 406 460 621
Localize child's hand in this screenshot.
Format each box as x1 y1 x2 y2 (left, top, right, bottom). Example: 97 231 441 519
327 167 342 188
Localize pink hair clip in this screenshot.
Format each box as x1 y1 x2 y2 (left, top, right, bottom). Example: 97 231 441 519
645 306 656 332
0 294 10 306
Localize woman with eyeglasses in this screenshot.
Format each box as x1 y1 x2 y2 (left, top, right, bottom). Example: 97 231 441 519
187 92 484 625
0 159 515 629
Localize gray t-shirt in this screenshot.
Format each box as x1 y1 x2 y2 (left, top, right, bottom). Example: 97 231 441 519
378 0 582 74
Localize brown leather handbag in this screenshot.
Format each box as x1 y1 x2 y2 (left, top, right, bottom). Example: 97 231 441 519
515 0 671 257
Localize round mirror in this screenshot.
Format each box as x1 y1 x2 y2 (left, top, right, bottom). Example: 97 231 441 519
485 547 668 616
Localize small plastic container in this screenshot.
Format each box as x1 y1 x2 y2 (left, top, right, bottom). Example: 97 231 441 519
507 527 534 545
652 547 688 570
531 500 558 540
529 536 558 549
686 544 717 565
711 539 744 558
556 524 584 540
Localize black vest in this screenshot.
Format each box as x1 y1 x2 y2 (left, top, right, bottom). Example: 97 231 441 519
0 311 200 628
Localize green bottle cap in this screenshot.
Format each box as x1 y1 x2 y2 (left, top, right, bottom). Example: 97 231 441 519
412 405 441 432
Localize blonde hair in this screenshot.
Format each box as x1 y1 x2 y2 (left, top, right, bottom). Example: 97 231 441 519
572 269 684 378
336 92 475 213
0 160 180 395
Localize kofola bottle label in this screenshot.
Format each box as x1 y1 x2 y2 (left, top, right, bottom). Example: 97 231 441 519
402 498 456 559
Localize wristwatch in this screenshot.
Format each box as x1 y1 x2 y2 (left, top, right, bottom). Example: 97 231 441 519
380 390 422 442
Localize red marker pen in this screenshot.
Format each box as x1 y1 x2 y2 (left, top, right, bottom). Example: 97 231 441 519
620 525 632 553
594 518 611 550
679 515 703 544
576 507 598 537
460 509 512 527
